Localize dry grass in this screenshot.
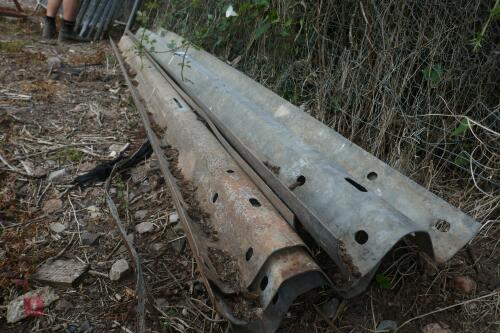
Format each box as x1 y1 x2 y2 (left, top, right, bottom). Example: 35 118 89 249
156 0 499 206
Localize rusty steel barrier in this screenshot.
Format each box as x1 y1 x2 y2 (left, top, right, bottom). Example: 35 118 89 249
0 0 28 17
118 36 327 332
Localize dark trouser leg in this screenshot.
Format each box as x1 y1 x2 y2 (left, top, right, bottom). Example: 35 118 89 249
42 0 62 39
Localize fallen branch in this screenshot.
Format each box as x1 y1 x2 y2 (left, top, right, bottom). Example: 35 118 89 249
105 160 147 333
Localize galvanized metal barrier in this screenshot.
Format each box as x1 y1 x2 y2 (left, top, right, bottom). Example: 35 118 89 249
133 28 481 298
119 36 328 332
37 0 119 40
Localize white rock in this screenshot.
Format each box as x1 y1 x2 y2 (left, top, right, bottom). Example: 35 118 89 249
109 259 130 281
47 56 62 70
135 222 154 234
87 205 101 219
126 233 134 244
377 320 398 332
108 143 128 157
20 160 35 175
422 323 453 333
150 243 166 252
168 212 179 224
134 210 148 220
6 287 59 323
81 231 100 245
49 222 66 233
48 168 66 181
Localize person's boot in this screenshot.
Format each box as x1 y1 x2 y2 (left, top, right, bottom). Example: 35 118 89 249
42 16 56 39
58 20 89 43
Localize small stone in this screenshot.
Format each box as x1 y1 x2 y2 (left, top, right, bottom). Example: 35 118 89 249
131 165 148 183
67 324 78 333
135 222 154 234
49 223 66 234
155 298 168 308
377 320 398 332
6 287 59 323
43 198 63 214
48 168 67 181
79 320 91 333
150 243 166 252
128 191 137 201
149 175 161 189
55 299 73 312
168 212 179 224
20 160 35 175
81 231 100 246
320 297 339 318
134 210 148 220
422 323 453 333
108 143 127 157
171 237 186 253
453 276 476 294
87 205 99 213
115 293 122 301
109 259 130 281
32 259 89 287
47 56 62 70
181 308 188 316
126 233 134 244
138 184 152 194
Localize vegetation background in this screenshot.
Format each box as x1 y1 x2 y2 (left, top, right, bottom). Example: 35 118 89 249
140 0 499 222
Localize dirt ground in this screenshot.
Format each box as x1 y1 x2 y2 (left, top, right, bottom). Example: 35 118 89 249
0 15 498 333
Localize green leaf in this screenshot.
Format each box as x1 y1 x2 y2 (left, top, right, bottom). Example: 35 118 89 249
450 118 471 137
255 0 270 8
254 22 271 40
454 151 470 167
491 2 500 20
375 274 392 289
422 64 443 86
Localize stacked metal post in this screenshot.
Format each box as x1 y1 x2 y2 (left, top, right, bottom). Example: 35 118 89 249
37 0 120 40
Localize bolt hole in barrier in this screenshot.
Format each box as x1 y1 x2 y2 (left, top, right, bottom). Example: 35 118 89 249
260 276 269 290
355 230 369 244
173 97 183 108
245 247 254 261
289 175 307 191
272 292 279 304
212 192 219 203
434 219 451 232
367 172 378 180
249 198 261 207
345 177 368 192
